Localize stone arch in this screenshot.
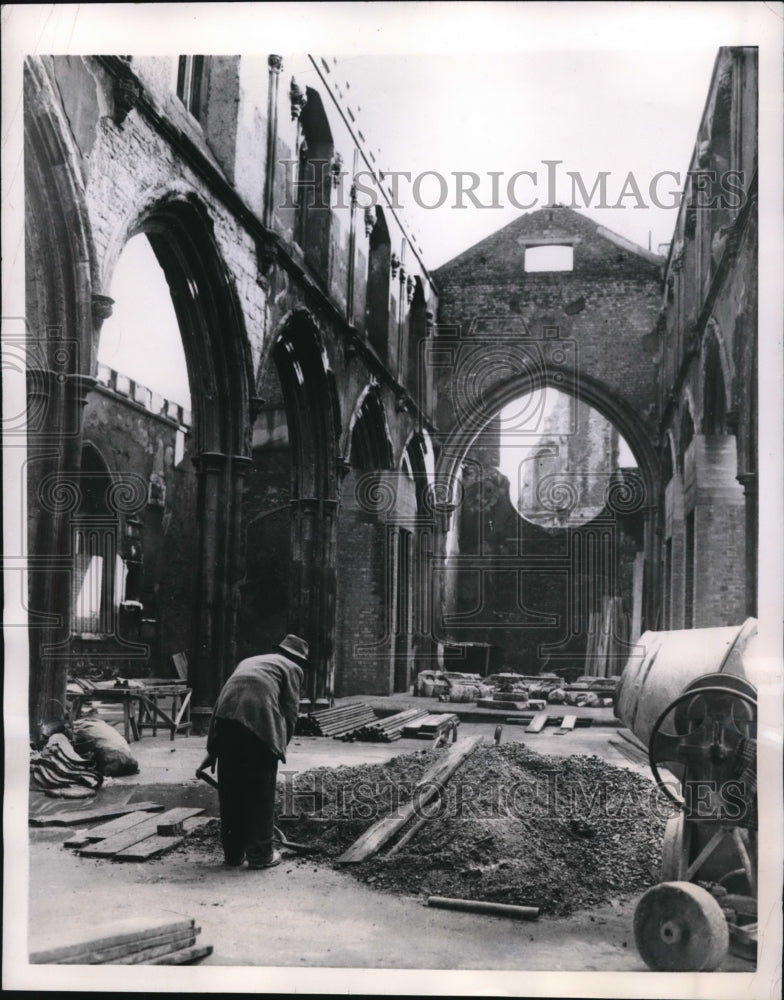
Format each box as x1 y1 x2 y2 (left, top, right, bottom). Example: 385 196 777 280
366 206 392 358
96 193 255 706
700 319 733 434
435 368 660 641
115 193 254 457
677 393 696 474
344 384 394 471
436 369 658 507
406 276 428 408
271 308 341 697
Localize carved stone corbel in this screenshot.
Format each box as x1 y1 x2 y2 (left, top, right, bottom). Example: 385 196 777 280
113 66 142 127
290 78 307 121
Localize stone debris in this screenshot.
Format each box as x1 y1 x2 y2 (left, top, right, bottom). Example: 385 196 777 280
183 742 676 915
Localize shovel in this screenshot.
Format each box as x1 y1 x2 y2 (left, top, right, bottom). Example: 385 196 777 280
195 759 317 855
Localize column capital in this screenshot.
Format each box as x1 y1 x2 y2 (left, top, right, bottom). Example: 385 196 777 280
268 54 283 73
91 293 115 323
192 451 229 475
230 454 254 477
65 373 98 406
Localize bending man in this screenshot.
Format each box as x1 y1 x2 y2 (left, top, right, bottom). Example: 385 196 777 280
203 634 310 869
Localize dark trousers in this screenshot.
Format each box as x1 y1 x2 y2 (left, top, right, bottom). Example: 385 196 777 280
214 719 279 866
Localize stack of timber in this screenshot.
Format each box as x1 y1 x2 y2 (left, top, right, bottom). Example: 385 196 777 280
30 733 103 798
295 703 377 737
340 708 430 743
29 916 212 965
400 713 459 739
64 806 211 861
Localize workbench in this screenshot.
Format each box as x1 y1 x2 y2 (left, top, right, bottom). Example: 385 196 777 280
67 682 192 744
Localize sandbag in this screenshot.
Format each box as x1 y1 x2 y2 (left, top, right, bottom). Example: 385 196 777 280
72 718 139 776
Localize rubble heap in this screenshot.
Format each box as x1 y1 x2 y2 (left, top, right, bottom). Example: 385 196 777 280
188 743 676 915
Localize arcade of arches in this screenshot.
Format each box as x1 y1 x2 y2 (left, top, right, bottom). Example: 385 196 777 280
21 49 757 738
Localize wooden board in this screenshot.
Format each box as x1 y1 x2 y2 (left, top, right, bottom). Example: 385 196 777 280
29 917 195 964
30 801 164 827
148 944 213 965
63 810 160 848
79 807 203 858
555 715 577 734
337 735 483 864
110 933 198 964
525 712 548 734
113 834 185 861
62 929 196 965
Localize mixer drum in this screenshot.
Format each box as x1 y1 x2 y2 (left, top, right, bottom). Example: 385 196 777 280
614 618 758 746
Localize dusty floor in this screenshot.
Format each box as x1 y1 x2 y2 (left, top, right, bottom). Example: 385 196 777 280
24 713 753 974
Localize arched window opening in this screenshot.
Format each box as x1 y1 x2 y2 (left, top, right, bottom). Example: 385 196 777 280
498 388 638 530
406 276 427 408
350 390 393 471
99 234 191 412
703 337 728 435
448 386 646 678
661 436 675 484
678 404 695 474
366 206 391 358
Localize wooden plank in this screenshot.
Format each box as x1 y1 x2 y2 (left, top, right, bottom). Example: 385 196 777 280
555 714 577 734
525 712 548 734
29 917 195 964
63 810 160 848
113 835 185 861
337 735 483 864
148 944 213 965
109 933 198 964
69 814 213 850
172 651 189 682
61 929 196 965
79 807 203 858
30 801 165 827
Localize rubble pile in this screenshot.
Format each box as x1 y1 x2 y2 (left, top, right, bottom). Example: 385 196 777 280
187 743 676 915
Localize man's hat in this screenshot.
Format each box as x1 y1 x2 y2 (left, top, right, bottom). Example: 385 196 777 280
274 634 310 667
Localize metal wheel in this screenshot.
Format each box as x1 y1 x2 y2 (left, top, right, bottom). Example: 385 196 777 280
648 686 756 807
633 881 729 971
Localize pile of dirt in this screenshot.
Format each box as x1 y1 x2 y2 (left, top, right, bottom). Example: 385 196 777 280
184 744 677 915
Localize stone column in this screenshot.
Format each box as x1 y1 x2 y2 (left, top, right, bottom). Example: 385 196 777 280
263 55 283 228
27 370 96 740
289 497 339 701
191 450 229 707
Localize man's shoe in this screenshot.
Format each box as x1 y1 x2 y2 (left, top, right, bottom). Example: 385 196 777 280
224 854 246 867
247 849 282 869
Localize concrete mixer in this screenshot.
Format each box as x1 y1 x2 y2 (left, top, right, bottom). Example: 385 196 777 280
614 617 759 971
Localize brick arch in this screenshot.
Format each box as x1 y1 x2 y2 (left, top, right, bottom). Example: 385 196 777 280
343 384 394 471
111 192 255 458
268 308 341 698
435 368 659 508
699 318 734 434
